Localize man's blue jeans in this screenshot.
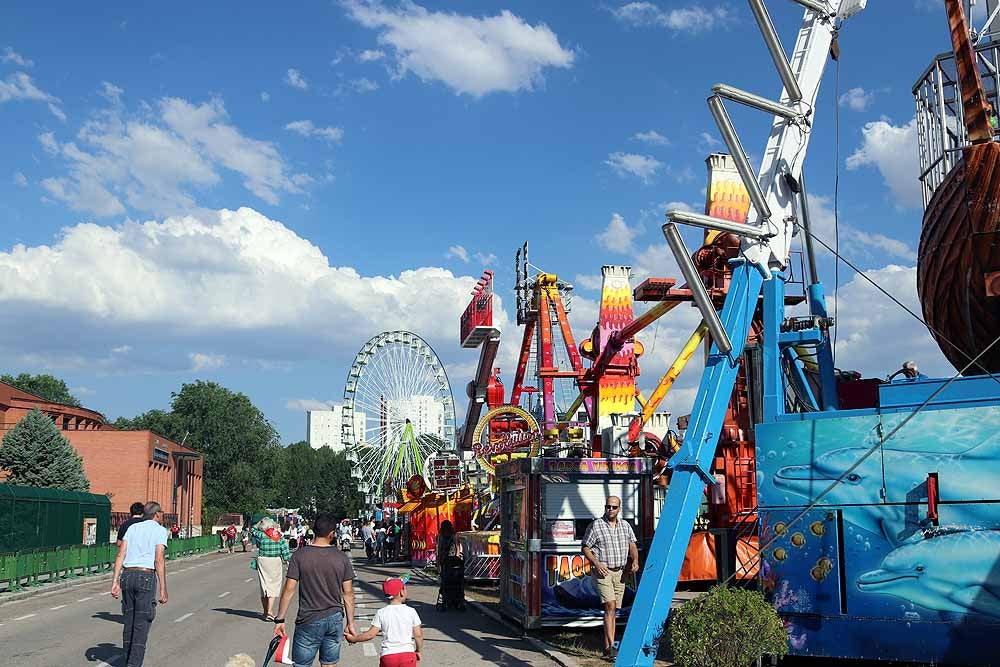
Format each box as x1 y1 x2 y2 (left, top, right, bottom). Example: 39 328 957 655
292 611 344 666
120 570 157 667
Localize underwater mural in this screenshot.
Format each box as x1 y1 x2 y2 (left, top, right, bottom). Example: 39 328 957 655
756 404 1000 664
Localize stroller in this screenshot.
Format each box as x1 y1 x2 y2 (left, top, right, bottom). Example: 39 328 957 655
436 555 466 611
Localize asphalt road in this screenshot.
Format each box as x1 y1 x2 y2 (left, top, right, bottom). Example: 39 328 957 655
0 550 556 666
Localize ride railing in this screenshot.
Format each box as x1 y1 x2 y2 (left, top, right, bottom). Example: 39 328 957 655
0 535 217 592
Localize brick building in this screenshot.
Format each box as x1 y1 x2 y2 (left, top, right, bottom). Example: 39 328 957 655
0 382 203 535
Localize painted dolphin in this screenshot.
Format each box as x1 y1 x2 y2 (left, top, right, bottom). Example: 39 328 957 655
857 530 1000 619
773 437 1000 543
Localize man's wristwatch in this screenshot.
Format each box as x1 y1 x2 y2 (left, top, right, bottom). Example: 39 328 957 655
273 618 285 624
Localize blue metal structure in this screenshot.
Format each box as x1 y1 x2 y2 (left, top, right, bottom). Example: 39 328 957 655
618 0 1000 664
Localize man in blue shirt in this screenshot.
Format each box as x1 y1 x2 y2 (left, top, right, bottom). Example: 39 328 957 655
111 501 169 667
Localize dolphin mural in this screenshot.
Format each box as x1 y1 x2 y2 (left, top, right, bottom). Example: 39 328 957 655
773 439 1000 544
857 529 1000 619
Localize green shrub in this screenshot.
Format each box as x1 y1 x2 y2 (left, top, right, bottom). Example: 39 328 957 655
669 585 788 667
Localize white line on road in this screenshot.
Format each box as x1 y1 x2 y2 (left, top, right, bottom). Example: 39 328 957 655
218 591 230 598
77 596 93 602
363 643 377 657
174 612 194 623
245 577 254 582
12 613 37 621
49 604 67 610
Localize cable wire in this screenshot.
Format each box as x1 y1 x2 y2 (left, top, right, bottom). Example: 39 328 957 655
833 50 842 365
723 329 1000 583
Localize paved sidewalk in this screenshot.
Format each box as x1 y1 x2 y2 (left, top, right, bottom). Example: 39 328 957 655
348 559 559 666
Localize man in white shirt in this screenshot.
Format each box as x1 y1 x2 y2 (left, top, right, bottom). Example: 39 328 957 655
111 501 169 667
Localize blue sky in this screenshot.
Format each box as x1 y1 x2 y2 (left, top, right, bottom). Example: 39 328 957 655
0 1 965 443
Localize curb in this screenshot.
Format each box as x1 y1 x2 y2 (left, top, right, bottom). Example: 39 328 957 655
0 549 229 607
409 568 579 667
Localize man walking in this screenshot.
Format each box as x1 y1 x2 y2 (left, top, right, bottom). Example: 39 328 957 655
116 502 145 549
272 513 357 667
111 501 169 667
581 495 639 662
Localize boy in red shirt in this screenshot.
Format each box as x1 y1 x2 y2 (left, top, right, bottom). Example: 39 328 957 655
346 576 423 666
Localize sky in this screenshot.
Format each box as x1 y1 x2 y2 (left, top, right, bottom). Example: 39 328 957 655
0 0 970 444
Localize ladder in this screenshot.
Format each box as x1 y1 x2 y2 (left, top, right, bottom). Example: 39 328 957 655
616 1 867 664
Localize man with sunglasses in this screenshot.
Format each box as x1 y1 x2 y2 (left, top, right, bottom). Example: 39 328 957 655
582 496 639 661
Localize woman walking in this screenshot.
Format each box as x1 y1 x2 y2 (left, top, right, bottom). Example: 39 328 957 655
251 518 291 621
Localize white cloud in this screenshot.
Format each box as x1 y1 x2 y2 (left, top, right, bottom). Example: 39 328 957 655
597 212 641 254
838 87 874 111
342 1 575 97
12 172 26 187
632 130 669 146
0 207 515 375
260 91 270 102
829 265 952 378
99 81 124 103
284 120 345 144
1 47 33 67
72 385 95 396
698 131 722 150
473 251 497 266
574 274 603 290
846 116 921 209
805 194 915 262
611 3 730 32
447 245 470 262
112 345 132 354
605 152 663 184
286 398 335 412
189 352 225 371
358 49 386 62
38 92 307 217
350 78 380 93
285 68 308 90
0 72 64 119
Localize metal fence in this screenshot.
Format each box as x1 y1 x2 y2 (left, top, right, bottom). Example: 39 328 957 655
0 535 217 592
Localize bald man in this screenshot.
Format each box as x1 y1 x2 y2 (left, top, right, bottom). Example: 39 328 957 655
582 495 639 661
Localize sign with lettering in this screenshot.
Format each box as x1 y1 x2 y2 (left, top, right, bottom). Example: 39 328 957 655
541 458 646 475
472 405 540 474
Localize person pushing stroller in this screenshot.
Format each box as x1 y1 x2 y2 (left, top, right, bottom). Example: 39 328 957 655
435 520 465 611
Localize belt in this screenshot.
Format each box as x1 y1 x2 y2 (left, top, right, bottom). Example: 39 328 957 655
607 566 623 571
124 567 154 572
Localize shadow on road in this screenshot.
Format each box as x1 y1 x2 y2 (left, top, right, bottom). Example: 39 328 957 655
84 642 120 664
92 611 124 625
353 569 536 666
213 607 267 620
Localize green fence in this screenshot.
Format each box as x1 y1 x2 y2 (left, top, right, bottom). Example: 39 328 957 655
0 535 218 592
0 484 111 552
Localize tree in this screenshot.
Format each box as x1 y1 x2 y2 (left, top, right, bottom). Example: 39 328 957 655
112 409 180 437
276 442 320 515
0 409 90 491
314 448 362 519
2 373 81 407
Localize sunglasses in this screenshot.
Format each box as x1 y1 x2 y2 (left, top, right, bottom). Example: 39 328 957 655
605 505 620 510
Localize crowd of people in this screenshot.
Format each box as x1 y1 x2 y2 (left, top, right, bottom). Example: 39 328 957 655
109 498 642 666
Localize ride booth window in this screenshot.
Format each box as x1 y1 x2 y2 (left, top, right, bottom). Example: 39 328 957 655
542 481 640 540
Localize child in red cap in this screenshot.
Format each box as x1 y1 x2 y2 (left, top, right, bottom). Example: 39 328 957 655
345 575 423 666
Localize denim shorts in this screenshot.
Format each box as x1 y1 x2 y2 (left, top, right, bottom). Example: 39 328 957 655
292 610 343 666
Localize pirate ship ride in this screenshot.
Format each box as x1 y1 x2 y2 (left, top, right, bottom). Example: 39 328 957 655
917 0 1000 374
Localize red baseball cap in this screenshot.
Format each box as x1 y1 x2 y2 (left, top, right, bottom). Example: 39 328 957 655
382 575 409 597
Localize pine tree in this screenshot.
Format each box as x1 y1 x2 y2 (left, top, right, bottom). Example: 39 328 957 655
0 409 91 492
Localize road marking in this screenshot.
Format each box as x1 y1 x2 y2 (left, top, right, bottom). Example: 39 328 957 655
218 591 230 598
174 612 194 623
363 643 377 657
96 659 122 667
13 613 37 621
49 604 68 610
246 577 254 582
78 596 94 602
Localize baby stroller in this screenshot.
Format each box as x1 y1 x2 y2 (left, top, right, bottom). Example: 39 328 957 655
436 555 466 611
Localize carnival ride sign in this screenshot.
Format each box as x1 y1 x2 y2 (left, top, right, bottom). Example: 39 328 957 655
424 452 462 491
472 405 541 474
406 473 427 499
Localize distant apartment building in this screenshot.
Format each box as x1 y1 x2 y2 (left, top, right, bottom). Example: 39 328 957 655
388 395 445 439
307 405 365 452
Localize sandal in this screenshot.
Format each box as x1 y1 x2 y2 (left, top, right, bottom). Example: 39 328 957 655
265 614 275 622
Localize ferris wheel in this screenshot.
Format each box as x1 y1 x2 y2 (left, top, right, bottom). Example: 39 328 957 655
342 331 456 500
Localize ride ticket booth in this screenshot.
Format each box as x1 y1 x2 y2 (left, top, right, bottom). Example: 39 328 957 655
496 457 653 628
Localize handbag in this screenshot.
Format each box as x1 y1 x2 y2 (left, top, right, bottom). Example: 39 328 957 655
263 634 294 665
250 557 258 571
